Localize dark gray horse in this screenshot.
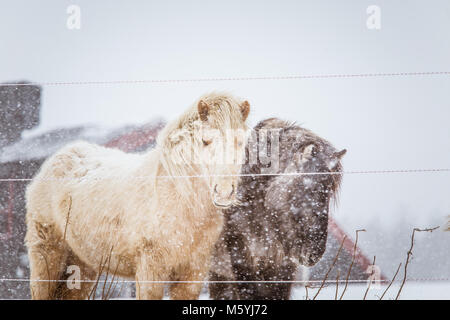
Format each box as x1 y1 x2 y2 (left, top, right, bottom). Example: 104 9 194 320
209 118 346 299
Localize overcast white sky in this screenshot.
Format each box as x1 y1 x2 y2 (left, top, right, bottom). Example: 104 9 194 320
1 1 449 250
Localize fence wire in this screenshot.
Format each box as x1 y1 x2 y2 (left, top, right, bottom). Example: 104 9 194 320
1 71 449 87
0 168 449 182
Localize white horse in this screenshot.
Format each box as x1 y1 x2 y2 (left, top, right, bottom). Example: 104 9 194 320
25 93 250 299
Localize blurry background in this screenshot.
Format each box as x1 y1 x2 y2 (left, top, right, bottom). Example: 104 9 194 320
0 0 449 299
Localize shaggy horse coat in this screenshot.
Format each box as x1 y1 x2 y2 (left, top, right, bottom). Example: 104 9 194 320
209 118 346 300
25 93 250 300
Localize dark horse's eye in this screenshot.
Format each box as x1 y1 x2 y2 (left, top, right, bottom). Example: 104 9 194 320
202 139 212 146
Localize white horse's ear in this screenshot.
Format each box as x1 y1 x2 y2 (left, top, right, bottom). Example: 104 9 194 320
198 100 210 122
240 101 250 121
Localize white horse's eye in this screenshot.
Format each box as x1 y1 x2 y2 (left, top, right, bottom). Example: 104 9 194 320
202 138 212 146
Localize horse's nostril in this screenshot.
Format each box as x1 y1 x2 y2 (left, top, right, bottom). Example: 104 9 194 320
214 184 218 194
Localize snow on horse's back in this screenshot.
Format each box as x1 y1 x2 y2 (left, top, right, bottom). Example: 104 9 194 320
25 92 250 300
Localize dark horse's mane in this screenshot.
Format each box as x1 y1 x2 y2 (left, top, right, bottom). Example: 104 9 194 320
209 117 346 300
250 117 343 204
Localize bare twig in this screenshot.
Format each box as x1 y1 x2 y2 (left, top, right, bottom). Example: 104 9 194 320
116 280 126 299
37 250 52 299
88 255 106 300
379 262 402 300
363 256 376 300
313 235 346 300
335 270 340 300
62 196 72 241
136 277 141 300
57 196 73 300
339 229 365 300
395 226 439 300
101 246 114 299
105 256 123 300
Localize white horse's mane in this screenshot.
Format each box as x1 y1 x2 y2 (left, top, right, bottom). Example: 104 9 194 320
155 92 248 197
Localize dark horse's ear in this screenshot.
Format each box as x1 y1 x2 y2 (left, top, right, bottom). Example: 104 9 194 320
334 149 347 159
302 144 316 159
328 149 346 170
198 100 210 122
240 101 250 121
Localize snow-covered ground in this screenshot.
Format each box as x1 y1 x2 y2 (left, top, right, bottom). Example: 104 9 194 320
2 281 448 300
196 282 450 300
290 282 450 300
